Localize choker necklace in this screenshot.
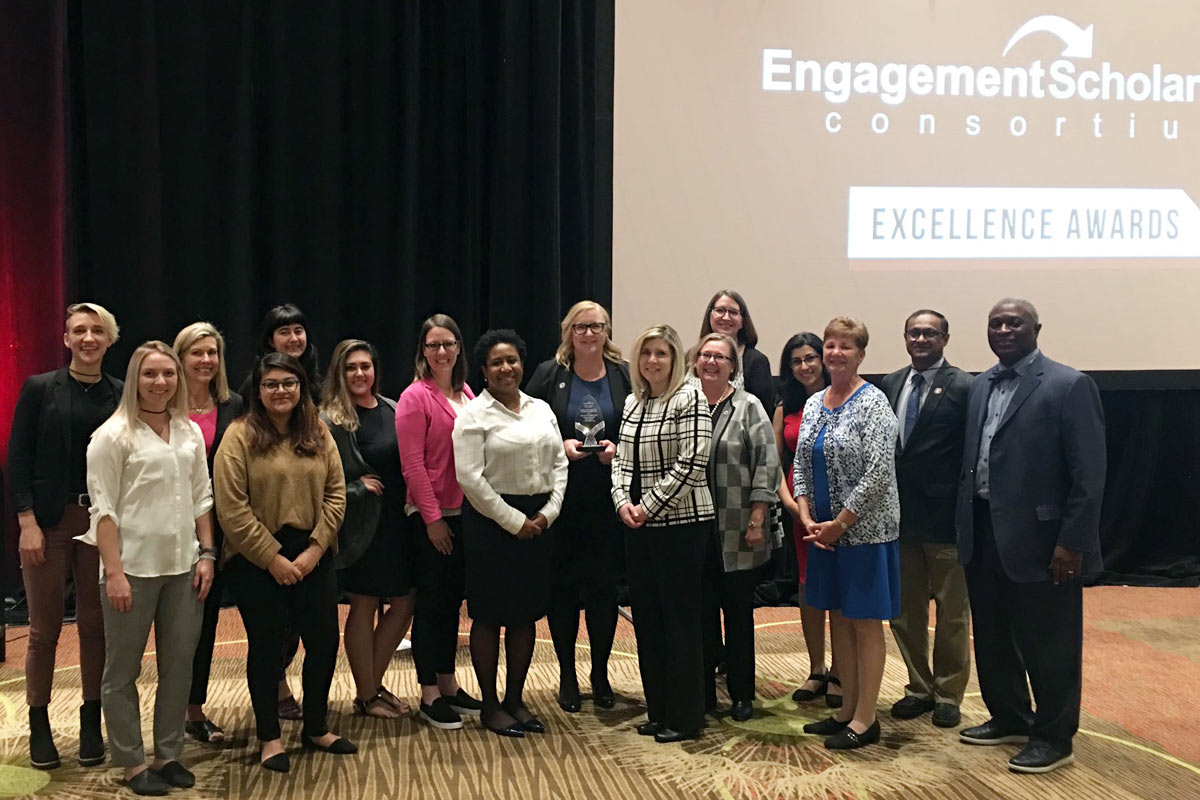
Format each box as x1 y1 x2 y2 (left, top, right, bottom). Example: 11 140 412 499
69 366 101 379
140 408 170 415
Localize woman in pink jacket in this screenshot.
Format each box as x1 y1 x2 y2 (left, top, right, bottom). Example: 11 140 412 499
395 314 483 729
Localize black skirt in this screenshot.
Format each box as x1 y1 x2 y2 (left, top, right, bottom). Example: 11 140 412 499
463 493 553 625
338 512 413 599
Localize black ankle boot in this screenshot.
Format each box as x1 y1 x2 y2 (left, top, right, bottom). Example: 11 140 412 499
29 706 60 770
78 700 106 767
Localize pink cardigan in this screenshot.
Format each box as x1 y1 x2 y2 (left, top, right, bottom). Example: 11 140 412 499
396 377 475 524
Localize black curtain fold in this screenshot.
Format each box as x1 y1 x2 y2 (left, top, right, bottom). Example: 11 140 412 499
67 0 610 393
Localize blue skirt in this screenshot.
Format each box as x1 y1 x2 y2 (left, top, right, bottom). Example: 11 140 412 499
804 539 901 620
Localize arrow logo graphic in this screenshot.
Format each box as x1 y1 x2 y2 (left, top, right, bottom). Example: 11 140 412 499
1002 15 1093 59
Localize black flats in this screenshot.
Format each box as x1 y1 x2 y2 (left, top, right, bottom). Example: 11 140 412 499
825 720 880 750
791 672 829 702
261 752 290 773
300 734 358 754
557 679 582 713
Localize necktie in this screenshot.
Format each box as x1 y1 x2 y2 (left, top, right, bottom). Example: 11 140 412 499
903 372 924 446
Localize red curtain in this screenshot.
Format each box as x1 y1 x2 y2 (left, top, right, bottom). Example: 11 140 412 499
0 1 68 570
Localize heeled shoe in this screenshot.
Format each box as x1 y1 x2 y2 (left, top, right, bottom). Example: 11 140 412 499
591 672 616 709
300 734 358 754
557 681 582 713
635 721 662 736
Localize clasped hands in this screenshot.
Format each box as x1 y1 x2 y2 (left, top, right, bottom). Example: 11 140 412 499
268 544 323 586
800 517 843 551
516 513 550 540
618 502 648 529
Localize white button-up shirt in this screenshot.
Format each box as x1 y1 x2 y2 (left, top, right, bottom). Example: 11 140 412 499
81 413 213 578
451 390 568 535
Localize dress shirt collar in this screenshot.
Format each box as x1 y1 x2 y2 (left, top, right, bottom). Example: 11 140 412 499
479 388 532 415
909 357 944 381
991 348 1040 380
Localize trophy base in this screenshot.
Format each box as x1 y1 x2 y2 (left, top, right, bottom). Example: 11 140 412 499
577 444 606 453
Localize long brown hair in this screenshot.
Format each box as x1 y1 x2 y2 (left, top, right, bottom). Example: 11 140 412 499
412 313 466 391
321 339 380 432
243 352 326 457
698 289 759 348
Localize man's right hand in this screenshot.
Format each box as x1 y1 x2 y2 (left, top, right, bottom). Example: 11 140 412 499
19 521 46 567
427 519 455 555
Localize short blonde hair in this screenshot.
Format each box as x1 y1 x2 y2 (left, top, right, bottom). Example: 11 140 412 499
823 316 869 350
554 301 623 367
630 324 687 401
688 332 740 380
173 322 231 403
108 342 189 443
66 302 119 343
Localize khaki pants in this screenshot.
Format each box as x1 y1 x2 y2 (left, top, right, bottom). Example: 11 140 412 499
889 542 971 706
100 569 203 768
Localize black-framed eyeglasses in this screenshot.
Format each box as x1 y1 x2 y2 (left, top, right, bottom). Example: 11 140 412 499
571 322 607 334
710 306 742 319
697 351 732 362
791 354 821 367
423 340 460 352
261 378 301 392
905 328 944 341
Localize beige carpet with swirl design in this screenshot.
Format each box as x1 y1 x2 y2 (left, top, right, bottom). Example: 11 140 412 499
0 586 1197 799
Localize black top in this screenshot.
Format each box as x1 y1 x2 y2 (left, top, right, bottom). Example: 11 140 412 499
68 377 117 493
741 346 775 416
355 402 406 526
7 367 123 528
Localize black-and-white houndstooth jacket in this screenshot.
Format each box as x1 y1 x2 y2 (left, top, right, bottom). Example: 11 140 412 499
792 383 900 546
706 388 782 572
610 384 714 526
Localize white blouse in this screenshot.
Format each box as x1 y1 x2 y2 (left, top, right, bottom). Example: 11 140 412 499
80 413 214 578
451 390 568 535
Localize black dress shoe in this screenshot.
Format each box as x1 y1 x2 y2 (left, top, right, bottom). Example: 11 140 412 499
591 673 616 709
301 734 358 754
557 681 582 713
932 703 962 728
802 716 848 736
124 769 170 796
484 717 526 739
155 761 195 788
825 720 881 750
518 716 546 734
890 696 935 719
731 701 753 722
1009 743 1075 773
261 752 290 773
635 721 663 736
959 719 1030 746
654 728 699 743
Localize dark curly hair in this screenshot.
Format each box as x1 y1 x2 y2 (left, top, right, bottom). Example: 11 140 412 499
472 328 527 381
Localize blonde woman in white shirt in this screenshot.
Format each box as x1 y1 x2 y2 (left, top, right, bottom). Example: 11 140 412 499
452 329 568 738
83 341 215 796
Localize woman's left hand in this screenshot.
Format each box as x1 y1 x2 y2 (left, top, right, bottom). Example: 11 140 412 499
194 558 215 601
293 545 322 578
803 521 842 551
597 439 617 466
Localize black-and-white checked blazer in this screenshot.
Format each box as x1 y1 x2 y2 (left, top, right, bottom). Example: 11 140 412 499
610 383 714 526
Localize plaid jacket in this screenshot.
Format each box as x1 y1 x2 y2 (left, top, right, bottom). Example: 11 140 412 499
706 389 782 571
611 384 714 526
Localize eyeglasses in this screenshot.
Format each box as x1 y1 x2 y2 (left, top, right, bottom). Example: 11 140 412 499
791 354 821 367
261 378 300 392
423 340 460 352
571 322 607 334
697 351 732 362
710 306 742 319
904 328 944 341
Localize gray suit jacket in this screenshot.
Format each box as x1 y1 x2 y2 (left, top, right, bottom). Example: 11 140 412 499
955 353 1106 582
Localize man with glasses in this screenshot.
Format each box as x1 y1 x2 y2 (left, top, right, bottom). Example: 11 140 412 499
879 309 972 729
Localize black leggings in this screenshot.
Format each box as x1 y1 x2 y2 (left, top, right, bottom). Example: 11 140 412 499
229 528 340 742
410 514 466 686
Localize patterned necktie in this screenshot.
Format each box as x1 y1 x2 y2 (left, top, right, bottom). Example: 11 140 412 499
903 372 924 446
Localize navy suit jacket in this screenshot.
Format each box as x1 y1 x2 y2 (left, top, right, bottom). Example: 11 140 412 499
881 361 971 544
955 352 1106 582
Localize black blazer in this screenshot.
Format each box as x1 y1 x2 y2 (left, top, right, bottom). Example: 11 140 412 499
881 361 971 544
207 392 245 475
954 353 1106 582
740 346 775 418
524 358 632 512
7 367 123 529
322 397 398 570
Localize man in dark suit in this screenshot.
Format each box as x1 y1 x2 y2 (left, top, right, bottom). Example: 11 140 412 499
881 309 972 729
955 298 1106 774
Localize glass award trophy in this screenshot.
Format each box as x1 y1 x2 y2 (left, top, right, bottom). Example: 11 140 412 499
574 393 606 453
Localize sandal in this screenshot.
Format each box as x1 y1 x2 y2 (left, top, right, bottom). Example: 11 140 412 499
376 686 412 716
353 692 399 719
277 695 303 721
184 719 225 744
825 674 844 709
792 672 830 702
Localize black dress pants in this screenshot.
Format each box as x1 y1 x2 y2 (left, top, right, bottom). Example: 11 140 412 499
228 528 340 742
966 500 1083 755
410 513 466 686
702 535 760 705
188 558 224 706
625 521 709 733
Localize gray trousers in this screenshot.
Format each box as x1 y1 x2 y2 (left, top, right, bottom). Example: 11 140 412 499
100 569 203 767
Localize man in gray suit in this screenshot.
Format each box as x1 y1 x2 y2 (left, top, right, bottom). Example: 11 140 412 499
881 310 972 729
955 298 1106 774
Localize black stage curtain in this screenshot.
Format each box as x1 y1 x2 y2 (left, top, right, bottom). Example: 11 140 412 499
66 0 614 392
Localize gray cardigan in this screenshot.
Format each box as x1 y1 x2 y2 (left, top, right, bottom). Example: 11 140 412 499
706 388 782 572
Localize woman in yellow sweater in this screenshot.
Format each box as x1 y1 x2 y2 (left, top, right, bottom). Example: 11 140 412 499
214 352 352 772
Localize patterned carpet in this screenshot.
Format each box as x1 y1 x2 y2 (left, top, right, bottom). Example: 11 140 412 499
0 586 1197 799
